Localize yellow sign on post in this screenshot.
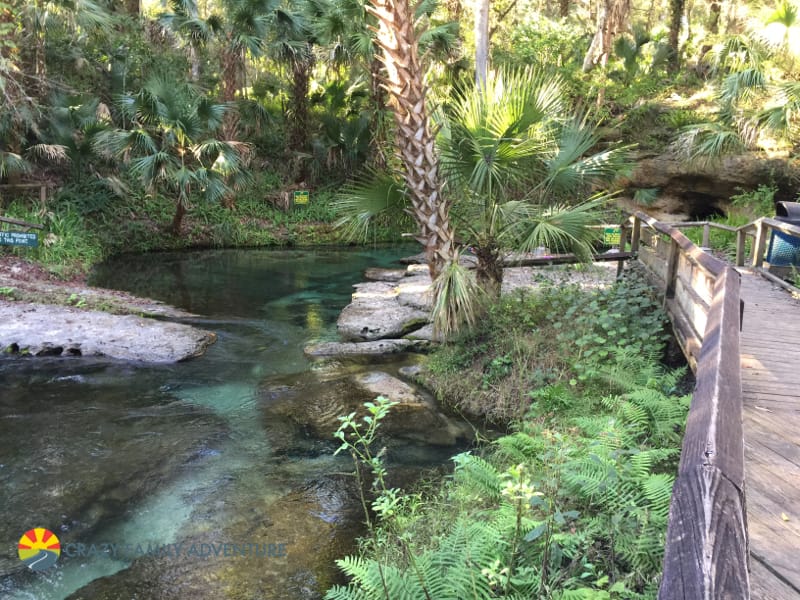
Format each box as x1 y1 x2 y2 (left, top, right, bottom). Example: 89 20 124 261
603 226 621 246
293 190 309 205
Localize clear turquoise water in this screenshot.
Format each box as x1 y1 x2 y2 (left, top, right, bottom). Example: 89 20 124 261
0 246 455 600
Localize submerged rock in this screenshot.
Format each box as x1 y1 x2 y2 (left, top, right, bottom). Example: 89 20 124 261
304 339 430 356
0 301 215 362
351 371 471 446
364 267 406 282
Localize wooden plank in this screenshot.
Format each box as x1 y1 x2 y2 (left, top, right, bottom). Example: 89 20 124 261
749 557 800 600
0 215 44 229
674 276 709 341
747 508 800 591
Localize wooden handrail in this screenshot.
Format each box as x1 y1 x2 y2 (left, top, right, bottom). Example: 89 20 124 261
0 215 44 230
659 267 748 599
627 212 749 599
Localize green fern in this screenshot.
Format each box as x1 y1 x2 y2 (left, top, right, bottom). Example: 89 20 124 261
452 453 504 501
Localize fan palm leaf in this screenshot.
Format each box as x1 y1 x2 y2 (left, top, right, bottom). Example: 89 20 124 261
333 171 410 241
508 196 608 259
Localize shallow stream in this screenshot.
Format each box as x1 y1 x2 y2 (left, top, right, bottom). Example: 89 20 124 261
0 246 462 599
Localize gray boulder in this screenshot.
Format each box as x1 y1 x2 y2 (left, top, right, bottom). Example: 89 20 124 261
0 301 215 362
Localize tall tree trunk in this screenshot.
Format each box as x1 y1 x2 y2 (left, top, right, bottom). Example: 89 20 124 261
708 0 721 33
559 0 570 18
171 198 186 235
221 42 239 103
288 50 313 154
368 56 389 170
367 0 458 280
668 0 685 70
474 0 490 86
582 0 630 72
220 42 240 141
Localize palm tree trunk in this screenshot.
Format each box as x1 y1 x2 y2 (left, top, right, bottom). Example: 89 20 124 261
288 51 313 153
474 0 490 86
367 0 458 280
171 198 187 235
475 242 503 296
368 56 389 170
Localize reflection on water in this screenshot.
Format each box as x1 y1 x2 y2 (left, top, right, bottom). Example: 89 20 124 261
0 246 462 600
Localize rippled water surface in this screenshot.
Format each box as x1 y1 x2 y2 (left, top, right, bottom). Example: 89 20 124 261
0 246 459 599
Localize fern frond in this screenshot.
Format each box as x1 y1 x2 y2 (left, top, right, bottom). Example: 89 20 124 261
452 453 503 501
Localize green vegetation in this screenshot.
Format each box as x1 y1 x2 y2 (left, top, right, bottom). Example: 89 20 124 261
328 270 687 599
1 0 797 282
684 184 778 261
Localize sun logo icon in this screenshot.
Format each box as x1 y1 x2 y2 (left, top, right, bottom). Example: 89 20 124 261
18 528 61 571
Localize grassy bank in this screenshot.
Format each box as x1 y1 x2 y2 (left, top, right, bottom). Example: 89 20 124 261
327 269 690 599
0 177 403 279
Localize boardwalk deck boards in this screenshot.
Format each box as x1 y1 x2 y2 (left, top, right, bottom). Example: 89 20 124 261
739 271 800 599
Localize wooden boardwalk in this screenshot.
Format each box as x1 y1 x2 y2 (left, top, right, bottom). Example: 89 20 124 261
738 270 800 599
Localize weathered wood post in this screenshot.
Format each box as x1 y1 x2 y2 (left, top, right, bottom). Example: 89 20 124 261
659 266 749 599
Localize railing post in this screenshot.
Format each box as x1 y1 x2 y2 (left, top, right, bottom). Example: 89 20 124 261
665 238 680 299
702 223 710 248
735 228 746 267
631 216 641 253
752 219 768 268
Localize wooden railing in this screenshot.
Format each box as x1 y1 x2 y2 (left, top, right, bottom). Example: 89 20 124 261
626 212 749 599
661 216 800 294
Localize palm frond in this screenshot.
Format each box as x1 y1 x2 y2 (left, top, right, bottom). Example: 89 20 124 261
26 144 69 165
673 122 746 164
430 256 486 339
333 171 409 241
510 198 606 259
0 151 31 179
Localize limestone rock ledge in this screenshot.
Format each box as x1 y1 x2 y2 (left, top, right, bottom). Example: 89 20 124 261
336 276 432 342
0 301 216 362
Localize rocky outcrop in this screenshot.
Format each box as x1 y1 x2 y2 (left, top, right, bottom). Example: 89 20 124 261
623 151 800 220
0 301 216 362
336 280 429 342
364 267 407 282
304 339 430 356
351 371 470 446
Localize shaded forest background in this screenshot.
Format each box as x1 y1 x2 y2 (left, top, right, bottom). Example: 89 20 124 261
0 0 798 274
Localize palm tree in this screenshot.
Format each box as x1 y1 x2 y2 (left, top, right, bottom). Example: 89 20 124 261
335 68 630 334
366 0 458 280
437 67 630 294
95 78 250 234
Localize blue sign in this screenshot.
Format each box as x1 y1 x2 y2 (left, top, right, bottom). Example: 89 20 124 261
0 231 38 247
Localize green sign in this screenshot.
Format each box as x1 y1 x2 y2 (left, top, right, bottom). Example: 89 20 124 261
603 226 621 246
0 231 38 247
293 190 309 205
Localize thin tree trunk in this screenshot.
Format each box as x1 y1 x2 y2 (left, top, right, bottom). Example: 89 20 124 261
559 0 570 18
171 198 187 235
368 56 389 170
708 0 721 33
668 0 685 70
367 0 458 279
582 0 630 72
474 0 490 87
